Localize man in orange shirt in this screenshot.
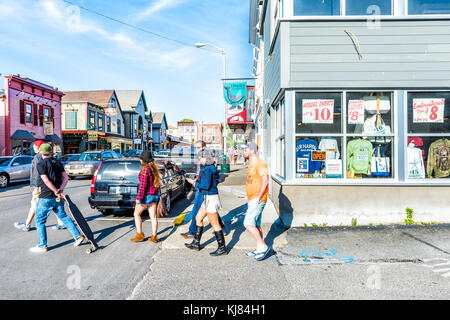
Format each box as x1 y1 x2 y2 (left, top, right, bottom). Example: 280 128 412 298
243 142 270 261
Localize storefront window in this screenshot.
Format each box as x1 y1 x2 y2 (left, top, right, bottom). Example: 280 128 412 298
408 0 450 15
294 0 340 16
407 92 450 180
98 115 104 132
346 0 392 15
88 110 96 130
295 91 394 180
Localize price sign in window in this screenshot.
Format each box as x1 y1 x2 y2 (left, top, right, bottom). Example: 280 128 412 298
413 98 445 123
302 99 334 124
348 100 365 124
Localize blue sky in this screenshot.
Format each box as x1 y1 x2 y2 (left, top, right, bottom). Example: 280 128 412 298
0 0 253 126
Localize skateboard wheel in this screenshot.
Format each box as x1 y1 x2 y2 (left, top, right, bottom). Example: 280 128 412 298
86 249 92 254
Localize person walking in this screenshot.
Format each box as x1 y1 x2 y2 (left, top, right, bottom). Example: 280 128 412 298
185 151 227 256
243 142 271 261
30 143 84 253
14 140 65 232
180 141 228 239
130 150 162 243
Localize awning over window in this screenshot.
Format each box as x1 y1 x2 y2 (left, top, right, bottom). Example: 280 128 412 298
11 130 35 140
44 134 62 142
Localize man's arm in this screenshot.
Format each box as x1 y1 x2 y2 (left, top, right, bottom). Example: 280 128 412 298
256 174 269 202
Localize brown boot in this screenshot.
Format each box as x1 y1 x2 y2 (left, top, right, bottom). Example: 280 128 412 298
130 232 145 242
148 235 158 243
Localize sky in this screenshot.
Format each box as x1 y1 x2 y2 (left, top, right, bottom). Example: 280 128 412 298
0 0 254 126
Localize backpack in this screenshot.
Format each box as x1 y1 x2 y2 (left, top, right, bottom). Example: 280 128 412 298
435 145 449 172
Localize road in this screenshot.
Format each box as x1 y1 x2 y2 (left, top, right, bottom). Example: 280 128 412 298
0 178 190 299
1 168 450 300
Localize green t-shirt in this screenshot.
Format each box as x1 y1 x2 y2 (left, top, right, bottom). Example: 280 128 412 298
347 139 373 174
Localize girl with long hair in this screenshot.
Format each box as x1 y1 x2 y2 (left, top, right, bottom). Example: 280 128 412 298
130 151 161 243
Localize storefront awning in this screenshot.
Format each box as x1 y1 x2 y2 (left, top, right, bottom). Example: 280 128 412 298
44 134 62 142
11 130 35 140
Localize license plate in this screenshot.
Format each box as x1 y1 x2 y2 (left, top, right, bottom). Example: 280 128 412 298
109 186 137 195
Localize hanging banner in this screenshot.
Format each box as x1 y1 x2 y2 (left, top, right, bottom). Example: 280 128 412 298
413 98 445 123
228 109 247 124
224 82 247 106
302 99 334 124
348 100 365 124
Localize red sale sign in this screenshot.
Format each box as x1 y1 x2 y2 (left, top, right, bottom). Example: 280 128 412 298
413 98 445 123
348 100 364 124
302 99 334 124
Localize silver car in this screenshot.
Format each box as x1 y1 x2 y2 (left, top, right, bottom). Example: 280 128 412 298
0 156 33 188
65 151 122 179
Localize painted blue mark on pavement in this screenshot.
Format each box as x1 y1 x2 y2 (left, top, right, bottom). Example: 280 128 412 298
268 248 354 263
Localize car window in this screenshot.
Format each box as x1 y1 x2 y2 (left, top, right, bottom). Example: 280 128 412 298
79 153 101 161
68 154 80 162
0 158 12 167
99 161 141 181
102 152 113 160
22 157 32 165
12 158 24 166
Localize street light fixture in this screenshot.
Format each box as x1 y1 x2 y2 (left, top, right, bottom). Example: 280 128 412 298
195 42 227 155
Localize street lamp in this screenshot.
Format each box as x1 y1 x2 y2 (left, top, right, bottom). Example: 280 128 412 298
195 42 227 155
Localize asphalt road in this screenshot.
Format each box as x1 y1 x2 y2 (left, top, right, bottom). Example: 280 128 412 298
0 178 191 300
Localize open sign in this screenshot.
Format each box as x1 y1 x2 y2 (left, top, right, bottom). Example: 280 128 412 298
312 151 326 161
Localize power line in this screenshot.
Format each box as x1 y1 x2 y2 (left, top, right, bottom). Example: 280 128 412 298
62 0 208 49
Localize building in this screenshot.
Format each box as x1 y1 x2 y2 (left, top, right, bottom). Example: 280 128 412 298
198 123 223 150
249 0 450 226
62 90 130 153
151 112 168 151
166 125 178 137
177 120 198 145
61 100 105 153
0 75 64 156
116 90 150 151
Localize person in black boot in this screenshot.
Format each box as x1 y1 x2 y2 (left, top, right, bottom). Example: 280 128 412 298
185 151 227 256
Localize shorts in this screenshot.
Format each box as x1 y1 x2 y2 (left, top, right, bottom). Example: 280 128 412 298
141 194 160 206
201 194 222 213
244 199 266 227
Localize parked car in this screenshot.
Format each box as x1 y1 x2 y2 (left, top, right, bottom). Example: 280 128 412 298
88 159 190 215
124 150 143 158
60 154 80 168
0 155 33 188
65 151 123 179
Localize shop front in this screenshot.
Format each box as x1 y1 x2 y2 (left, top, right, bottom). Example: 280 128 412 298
268 90 450 227
105 136 133 154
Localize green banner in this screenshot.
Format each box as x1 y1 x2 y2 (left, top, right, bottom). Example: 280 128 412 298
224 82 247 105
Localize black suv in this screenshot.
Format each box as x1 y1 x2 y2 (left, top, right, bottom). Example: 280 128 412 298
88 159 190 215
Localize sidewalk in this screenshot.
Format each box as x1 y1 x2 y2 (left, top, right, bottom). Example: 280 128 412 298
161 163 286 252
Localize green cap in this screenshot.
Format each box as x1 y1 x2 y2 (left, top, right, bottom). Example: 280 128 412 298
39 143 52 155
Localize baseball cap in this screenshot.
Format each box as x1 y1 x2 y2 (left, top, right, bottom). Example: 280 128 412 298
39 143 52 155
34 140 45 148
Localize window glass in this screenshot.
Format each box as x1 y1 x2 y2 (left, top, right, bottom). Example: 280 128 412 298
65 111 77 129
294 0 340 16
12 157 24 166
346 0 392 15
295 92 342 134
346 92 394 137
88 111 96 130
25 103 32 123
98 116 104 132
22 157 32 164
408 0 450 14
296 137 343 178
346 137 393 179
407 92 450 179
44 108 50 122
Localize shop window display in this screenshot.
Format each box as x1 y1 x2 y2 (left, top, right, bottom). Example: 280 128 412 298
407 92 450 179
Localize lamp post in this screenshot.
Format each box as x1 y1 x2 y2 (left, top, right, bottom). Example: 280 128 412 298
195 42 227 155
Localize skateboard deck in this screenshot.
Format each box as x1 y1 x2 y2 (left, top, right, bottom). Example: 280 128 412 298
63 195 99 254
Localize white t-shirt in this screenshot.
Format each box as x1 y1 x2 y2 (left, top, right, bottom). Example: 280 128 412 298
319 138 340 160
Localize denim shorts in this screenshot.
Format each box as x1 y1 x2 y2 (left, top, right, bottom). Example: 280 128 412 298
141 194 160 206
244 199 266 227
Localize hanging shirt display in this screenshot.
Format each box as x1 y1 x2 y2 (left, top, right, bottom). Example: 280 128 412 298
347 138 373 175
296 139 321 174
319 137 340 160
407 143 426 179
427 138 450 178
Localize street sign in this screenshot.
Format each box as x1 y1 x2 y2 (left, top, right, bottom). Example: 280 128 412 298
43 121 54 135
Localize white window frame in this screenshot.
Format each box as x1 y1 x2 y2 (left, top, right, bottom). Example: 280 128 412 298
406 0 450 16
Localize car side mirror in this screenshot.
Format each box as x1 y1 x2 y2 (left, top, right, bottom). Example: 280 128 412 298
12 162 20 167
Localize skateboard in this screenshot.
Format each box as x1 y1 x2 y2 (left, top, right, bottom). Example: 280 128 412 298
63 195 99 254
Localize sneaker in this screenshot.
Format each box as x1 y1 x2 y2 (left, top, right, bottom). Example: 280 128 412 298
180 232 194 239
30 246 48 253
52 224 67 230
74 236 85 247
14 222 31 232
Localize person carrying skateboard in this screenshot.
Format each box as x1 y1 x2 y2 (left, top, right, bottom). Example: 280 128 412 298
30 144 84 253
185 151 227 256
14 140 66 232
130 150 162 243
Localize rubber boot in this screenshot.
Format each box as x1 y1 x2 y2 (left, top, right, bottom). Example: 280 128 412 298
185 226 203 251
210 230 228 256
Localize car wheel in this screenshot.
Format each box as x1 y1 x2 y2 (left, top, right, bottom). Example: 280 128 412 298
165 193 171 212
0 174 9 188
